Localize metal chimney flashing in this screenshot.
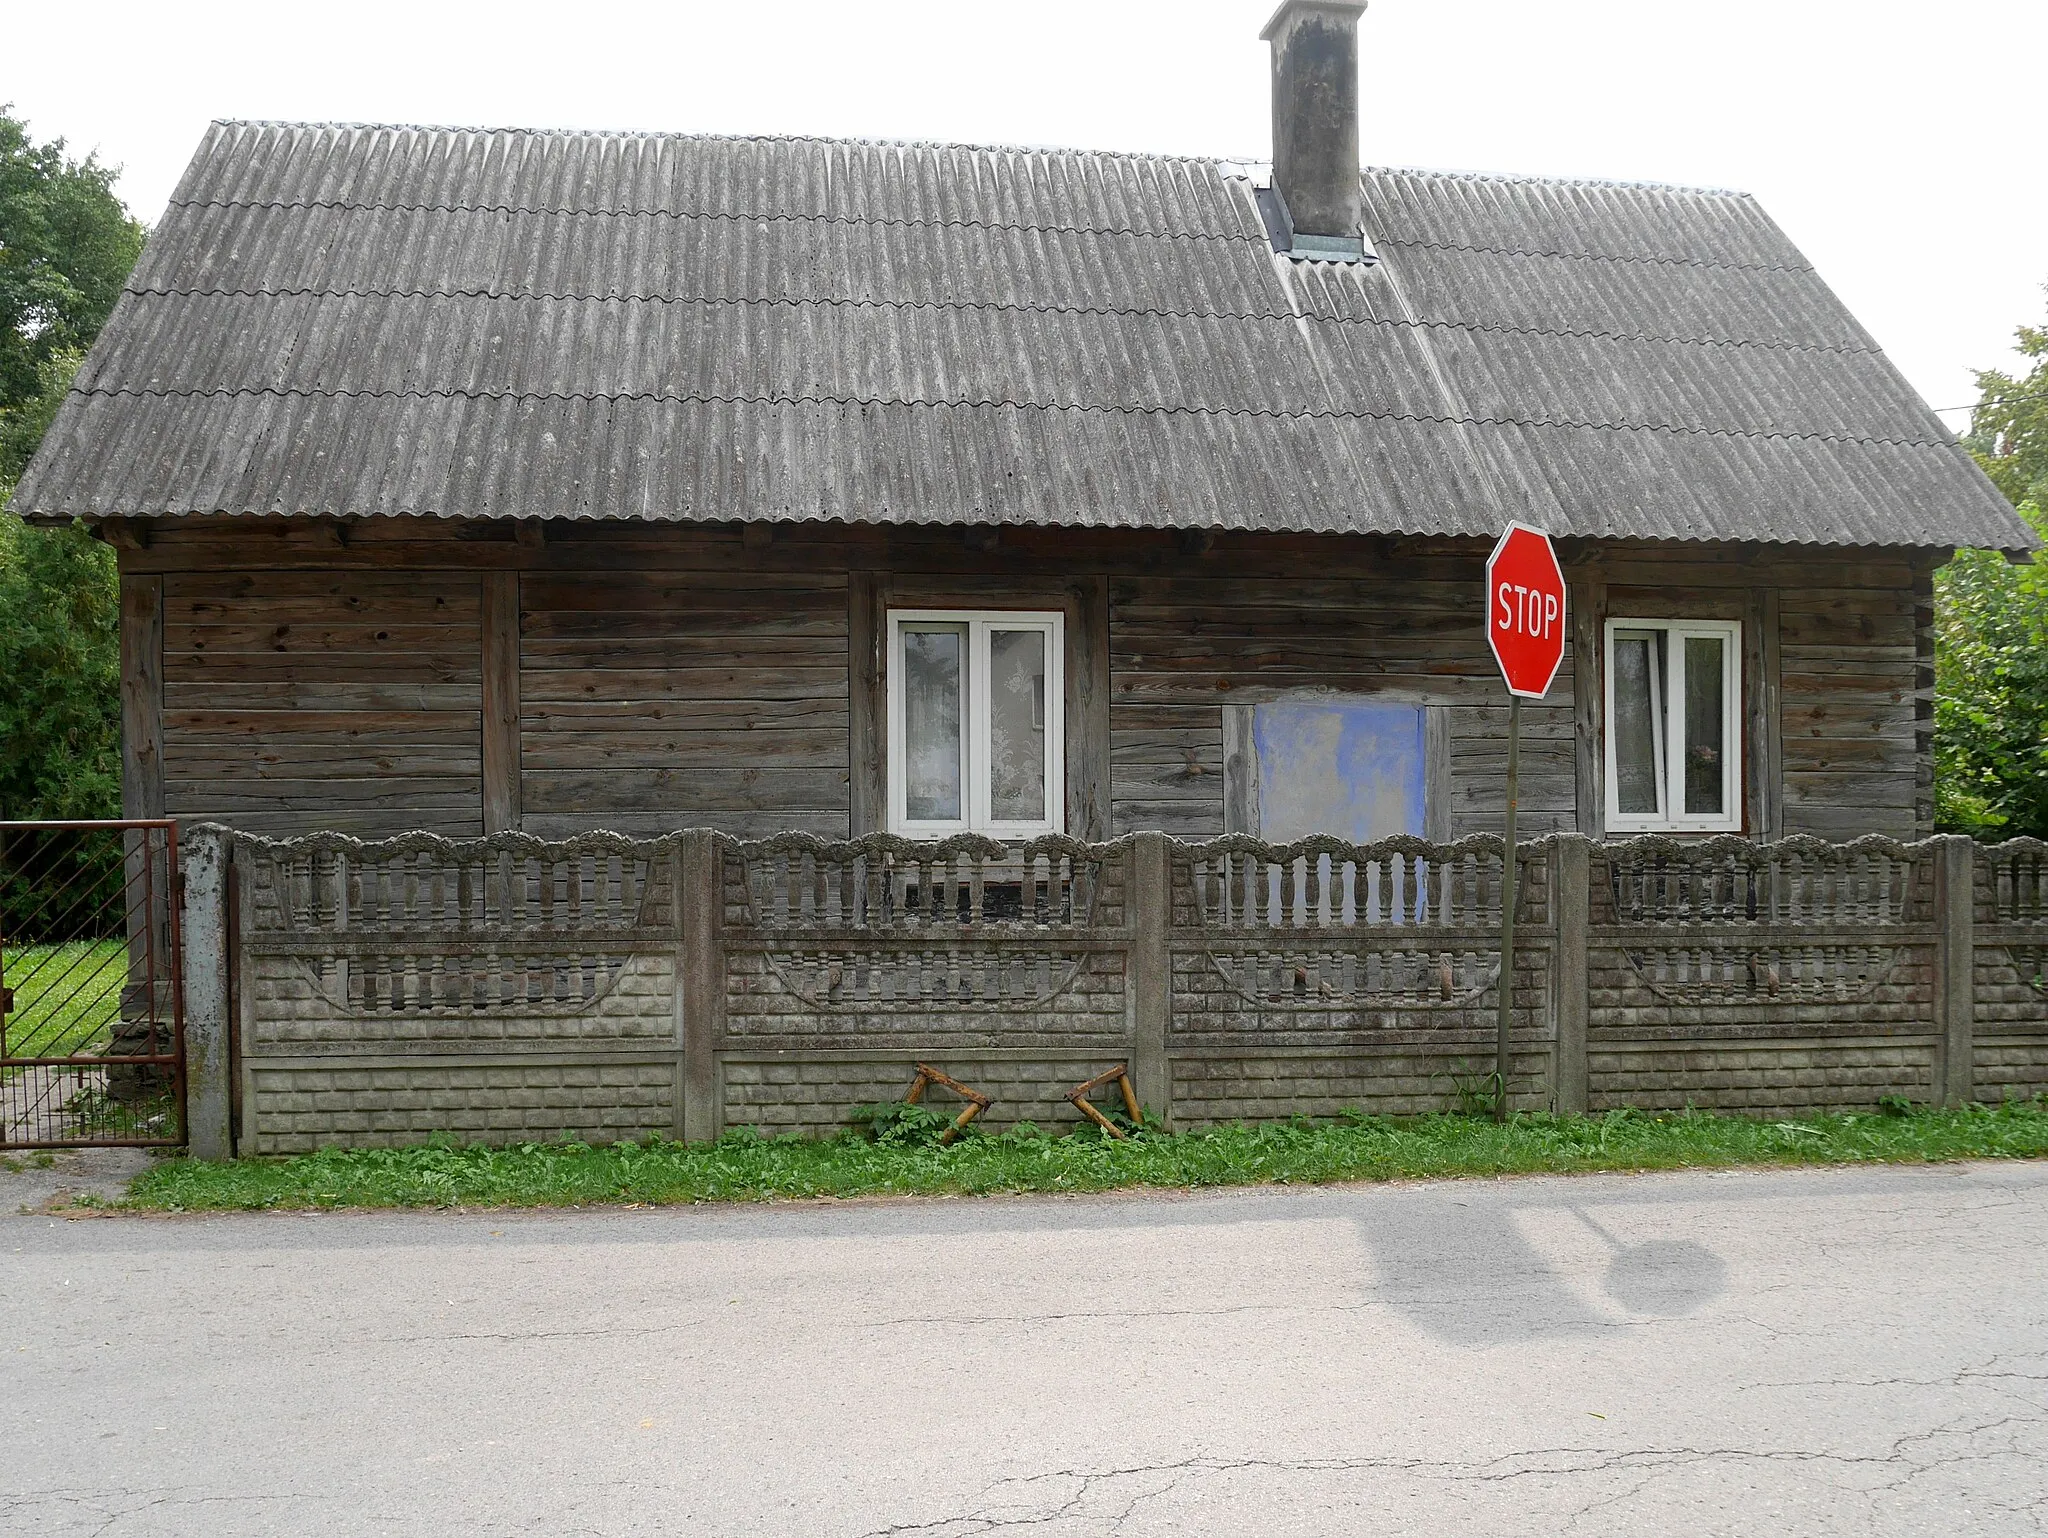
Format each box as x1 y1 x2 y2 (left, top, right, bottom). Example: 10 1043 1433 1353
1256 174 1376 266
1288 230 1371 263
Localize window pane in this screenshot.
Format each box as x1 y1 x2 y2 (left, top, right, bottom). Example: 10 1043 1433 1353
1611 631 1663 815
903 628 964 821
1683 635 1726 816
988 628 1047 822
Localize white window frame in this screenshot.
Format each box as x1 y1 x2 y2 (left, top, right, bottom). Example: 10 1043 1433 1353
887 609 1065 839
1603 617 1743 834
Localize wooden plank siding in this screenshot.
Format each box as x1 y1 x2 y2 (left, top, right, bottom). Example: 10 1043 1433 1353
159 570 483 837
1601 544 1926 842
1110 703 1226 837
516 569 850 838
121 521 1936 845
1776 581 1922 840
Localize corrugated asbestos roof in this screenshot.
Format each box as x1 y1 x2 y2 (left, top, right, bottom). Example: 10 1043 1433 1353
11 121 2034 549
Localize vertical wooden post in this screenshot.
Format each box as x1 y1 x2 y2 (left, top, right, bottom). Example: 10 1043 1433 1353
1551 834 1591 1114
847 572 883 836
1065 575 1111 842
481 572 521 834
120 574 165 819
1130 830 1173 1129
1423 705 1453 843
119 574 167 1053
1569 563 1604 839
1222 705 1260 836
1745 584 1783 841
1495 695 1521 1119
1934 834 1976 1108
678 829 726 1141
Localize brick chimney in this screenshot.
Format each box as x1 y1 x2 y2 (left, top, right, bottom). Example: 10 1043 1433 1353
1259 0 1369 263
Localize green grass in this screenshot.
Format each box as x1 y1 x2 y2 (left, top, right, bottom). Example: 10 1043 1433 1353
115 1100 2048 1213
1 940 125 1059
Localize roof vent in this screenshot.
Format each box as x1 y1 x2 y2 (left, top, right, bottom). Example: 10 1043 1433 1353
1258 0 1371 264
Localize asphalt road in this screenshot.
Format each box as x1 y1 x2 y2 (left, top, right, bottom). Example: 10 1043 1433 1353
5 1163 2046 1537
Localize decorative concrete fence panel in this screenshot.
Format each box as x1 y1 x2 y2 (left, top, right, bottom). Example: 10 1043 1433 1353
1585 836 1944 1114
233 831 684 1153
717 832 1132 1137
1974 839 2048 1100
170 825 2048 1156
1167 834 1550 1119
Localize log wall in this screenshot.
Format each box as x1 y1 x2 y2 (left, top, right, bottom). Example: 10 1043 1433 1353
517 569 850 839
116 520 1939 844
160 569 484 838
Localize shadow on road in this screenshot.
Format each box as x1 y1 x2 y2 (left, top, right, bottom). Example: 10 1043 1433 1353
1347 1193 1730 1345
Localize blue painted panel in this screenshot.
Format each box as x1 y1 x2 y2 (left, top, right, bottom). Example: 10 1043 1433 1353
1254 701 1427 842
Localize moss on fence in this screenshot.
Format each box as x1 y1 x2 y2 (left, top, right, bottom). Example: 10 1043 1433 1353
109 1099 2048 1212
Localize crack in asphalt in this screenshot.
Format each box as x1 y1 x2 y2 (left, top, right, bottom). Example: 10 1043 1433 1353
0 1487 324 1538
848 1414 2048 1538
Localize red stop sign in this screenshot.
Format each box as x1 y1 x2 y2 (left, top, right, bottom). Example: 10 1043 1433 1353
1485 521 1567 698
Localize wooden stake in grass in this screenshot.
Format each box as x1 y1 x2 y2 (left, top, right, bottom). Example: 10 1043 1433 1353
903 1063 993 1146
1066 1064 1141 1139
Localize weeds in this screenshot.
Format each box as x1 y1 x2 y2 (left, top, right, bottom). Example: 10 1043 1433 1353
110 1098 2048 1213
849 1100 959 1148
1438 1063 1508 1120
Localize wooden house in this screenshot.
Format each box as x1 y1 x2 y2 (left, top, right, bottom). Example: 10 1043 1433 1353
11 3 2034 848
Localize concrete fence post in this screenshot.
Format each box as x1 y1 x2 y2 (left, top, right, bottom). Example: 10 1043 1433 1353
678 829 726 1142
1129 831 1173 1129
178 823 234 1160
1934 834 1976 1108
1551 834 1592 1114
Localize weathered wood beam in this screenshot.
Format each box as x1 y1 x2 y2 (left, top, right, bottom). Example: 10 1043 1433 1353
481 572 521 833
847 570 883 837
1746 585 1784 841
1567 555 1605 839
1066 575 1111 841
119 573 166 819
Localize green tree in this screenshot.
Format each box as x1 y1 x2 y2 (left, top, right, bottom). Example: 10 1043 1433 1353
1969 313 2048 513
0 108 143 829
0 491 120 817
1935 301 2048 839
0 106 143 436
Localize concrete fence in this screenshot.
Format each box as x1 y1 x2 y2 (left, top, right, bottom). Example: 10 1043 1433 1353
174 825 2048 1156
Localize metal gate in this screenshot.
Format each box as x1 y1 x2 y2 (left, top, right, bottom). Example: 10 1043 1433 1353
0 821 185 1148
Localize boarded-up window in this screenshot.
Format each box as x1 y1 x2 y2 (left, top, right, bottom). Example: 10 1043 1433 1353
1229 700 1430 842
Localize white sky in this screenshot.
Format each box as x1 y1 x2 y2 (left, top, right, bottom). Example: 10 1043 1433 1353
6 0 2043 415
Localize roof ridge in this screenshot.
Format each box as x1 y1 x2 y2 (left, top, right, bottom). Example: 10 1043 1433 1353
205 119 1241 169
1368 163 1756 199
204 120 1756 197
155 194 1259 243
